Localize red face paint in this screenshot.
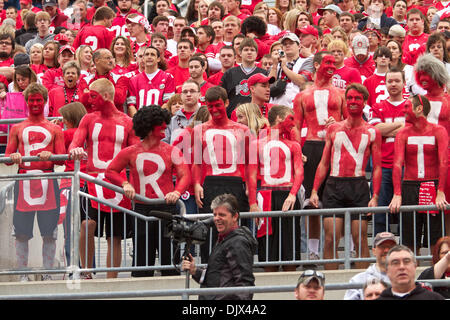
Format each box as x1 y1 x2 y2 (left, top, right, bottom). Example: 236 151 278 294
151 122 167 140
416 71 438 91
279 114 295 135
404 99 416 124
88 89 106 112
207 99 227 122
27 93 45 116
346 89 365 117
317 55 336 80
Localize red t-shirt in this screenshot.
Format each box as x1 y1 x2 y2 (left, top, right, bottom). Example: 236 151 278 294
369 99 406 168
332 65 362 90
127 70 175 108
402 33 429 66
344 56 376 82
72 24 115 51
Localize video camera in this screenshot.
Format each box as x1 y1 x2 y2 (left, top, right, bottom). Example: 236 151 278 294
151 211 210 245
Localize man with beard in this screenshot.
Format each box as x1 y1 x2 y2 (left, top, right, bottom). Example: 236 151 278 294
0 33 14 67
309 83 381 270
293 51 347 262
344 232 397 300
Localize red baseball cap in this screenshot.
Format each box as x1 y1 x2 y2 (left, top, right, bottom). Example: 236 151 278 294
126 14 151 32
247 73 275 87
59 45 75 55
298 25 319 39
54 33 69 44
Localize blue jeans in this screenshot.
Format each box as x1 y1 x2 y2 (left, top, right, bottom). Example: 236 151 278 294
374 167 394 235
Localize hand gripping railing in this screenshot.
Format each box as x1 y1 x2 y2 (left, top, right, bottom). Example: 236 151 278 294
0 155 186 279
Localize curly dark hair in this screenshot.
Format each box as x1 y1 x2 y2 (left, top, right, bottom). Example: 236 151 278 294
133 105 171 139
241 16 267 37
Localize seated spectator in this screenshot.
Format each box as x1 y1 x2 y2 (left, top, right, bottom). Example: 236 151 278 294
294 270 325 300
378 245 445 300
417 236 450 299
344 232 397 300
363 278 389 300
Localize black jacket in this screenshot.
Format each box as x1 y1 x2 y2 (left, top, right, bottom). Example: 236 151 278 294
15 27 38 47
358 13 398 31
417 266 450 299
193 226 257 300
377 282 445 300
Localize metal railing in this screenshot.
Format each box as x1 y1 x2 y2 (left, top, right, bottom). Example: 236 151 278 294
0 279 448 300
0 155 447 278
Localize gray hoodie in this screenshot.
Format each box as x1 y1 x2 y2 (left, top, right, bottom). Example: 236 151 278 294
163 107 199 144
344 263 391 300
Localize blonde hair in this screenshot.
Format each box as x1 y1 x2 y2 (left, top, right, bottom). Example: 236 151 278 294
282 8 301 32
235 103 269 136
75 45 93 70
331 26 349 45
90 78 115 99
327 39 350 57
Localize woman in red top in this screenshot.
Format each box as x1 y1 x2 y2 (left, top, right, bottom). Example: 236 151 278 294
31 41 59 81
75 45 93 78
29 43 44 78
110 36 138 76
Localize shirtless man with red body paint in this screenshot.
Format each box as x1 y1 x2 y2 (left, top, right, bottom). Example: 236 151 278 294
414 53 450 236
192 85 253 263
309 83 382 270
389 94 448 253
106 105 191 277
247 106 304 272
5 83 65 281
293 51 347 260
69 78 140 279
